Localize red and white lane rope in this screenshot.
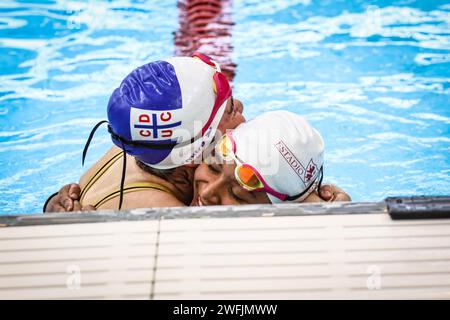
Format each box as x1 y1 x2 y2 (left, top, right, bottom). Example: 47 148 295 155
174 0 236 82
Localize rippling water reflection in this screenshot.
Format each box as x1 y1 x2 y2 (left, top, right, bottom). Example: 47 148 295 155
233 0 450 202
0 0 449 214
0 0 178 214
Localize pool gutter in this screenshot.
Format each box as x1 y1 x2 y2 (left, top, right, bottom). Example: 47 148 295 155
1 196 449 227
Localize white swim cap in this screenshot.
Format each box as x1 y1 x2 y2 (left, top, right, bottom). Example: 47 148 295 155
231 110 325 203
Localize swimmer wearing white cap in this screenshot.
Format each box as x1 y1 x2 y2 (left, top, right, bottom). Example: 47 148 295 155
191 110 350 206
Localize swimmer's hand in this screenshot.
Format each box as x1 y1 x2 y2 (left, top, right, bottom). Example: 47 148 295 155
44 183 96 212
319 184 351 202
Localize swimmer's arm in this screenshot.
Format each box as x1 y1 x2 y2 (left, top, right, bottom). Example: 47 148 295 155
319 184 351 202
96 189 185 211
45 145 122 213
44 183 95 212
303 191 326 203
299 184 351 203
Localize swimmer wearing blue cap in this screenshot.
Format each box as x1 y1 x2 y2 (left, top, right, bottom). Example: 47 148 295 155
45 54 246 211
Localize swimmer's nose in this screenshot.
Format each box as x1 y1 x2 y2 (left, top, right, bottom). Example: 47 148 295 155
199 182 221 206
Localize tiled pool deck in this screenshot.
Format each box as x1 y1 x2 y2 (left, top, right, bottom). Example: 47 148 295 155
1 200 450 299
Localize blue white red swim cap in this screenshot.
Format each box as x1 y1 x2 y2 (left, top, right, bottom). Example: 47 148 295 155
107 55 231 169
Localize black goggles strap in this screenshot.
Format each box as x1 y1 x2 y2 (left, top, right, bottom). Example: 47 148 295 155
82 120 109 166
108 125 201 150
285 166 324 202
118 141 127 211
81 120 127 210
43 192 58 213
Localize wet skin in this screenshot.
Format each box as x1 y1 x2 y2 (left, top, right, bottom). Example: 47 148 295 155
191 157 272 206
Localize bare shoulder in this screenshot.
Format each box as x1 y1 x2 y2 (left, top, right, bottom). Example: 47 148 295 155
79 146 121 187
97 189 185 210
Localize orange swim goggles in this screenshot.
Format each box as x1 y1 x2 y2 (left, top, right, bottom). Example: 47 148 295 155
216 132 323 202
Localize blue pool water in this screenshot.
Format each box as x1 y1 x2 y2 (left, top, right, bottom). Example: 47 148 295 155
0 0 449 215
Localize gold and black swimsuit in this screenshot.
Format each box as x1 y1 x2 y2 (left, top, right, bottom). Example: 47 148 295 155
79 152 172 209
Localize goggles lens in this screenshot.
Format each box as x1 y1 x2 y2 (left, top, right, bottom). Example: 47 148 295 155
216 135 265 191
235 165 264 190
217 134 234 159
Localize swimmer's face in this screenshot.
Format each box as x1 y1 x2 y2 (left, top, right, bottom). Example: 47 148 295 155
190 153 271 206
191 159 322 206
182 98 245 205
